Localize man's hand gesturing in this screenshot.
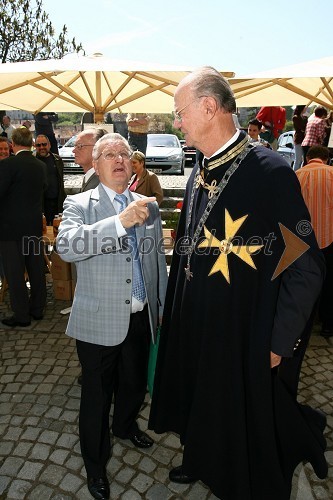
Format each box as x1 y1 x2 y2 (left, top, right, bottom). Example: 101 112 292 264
119 197 156 228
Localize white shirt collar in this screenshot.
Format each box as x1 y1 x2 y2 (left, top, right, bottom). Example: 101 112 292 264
204 129 240 160
83 166 96 182
101 184 130 205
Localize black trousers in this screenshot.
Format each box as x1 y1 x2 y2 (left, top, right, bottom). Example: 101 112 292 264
44 197 59 226
319 242 333 328
0 239 46 321
76 305 150 477
128 132 147 155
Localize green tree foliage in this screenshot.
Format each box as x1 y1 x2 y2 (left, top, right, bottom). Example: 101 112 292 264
57 112 83 125
0 0 84 63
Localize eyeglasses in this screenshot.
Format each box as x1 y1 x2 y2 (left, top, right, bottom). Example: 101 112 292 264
96 150 131 161
35 142 48 147
74 143 94 150
172 95 206 122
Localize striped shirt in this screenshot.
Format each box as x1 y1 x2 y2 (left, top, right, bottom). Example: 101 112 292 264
296 159 333 248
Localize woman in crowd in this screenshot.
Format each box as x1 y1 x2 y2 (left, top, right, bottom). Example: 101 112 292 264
129 151 163 206
292 105 308 170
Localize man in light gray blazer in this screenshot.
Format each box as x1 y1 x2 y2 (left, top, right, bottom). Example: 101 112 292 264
57 133 167 500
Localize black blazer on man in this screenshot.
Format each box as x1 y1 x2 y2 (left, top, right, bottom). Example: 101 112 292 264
0 151 47 240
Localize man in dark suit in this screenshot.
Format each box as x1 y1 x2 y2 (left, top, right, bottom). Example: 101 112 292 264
73 128 107 192
35 134 66 225
0 128 47 327
34 112 59 154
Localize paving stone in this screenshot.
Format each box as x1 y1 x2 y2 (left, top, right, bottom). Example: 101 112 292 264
21 426 41 441
123 450 141 466
151 446 175 465
146 483 173 499
59 472 83 493
186 481 212 499
6 479 32 499
116 466 136 484
12 441 33 457
3 426 23 441
121 489 142 499
131 472 154 493
138 456 157 474
27 484 54 500
39 464 67 485
0 440 14 455
0 475 11 495
49 449 70 465
30 443 51 460
17 461 44 480
0 403 13 415
0 456 25 477
162 433 181 449
44 406 63 419
56 432 79 448
65 455 83 471
59 410 77 422
153 466 170 484
39 429 59 444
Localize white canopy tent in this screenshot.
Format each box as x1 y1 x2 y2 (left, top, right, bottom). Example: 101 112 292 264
230 56 333 109
0 53 234 121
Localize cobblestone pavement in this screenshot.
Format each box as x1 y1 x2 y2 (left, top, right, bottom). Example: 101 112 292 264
0 279 332 500
0 171 332 499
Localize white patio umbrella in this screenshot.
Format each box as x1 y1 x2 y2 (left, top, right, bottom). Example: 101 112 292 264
230 56 333 109
0 53 234 121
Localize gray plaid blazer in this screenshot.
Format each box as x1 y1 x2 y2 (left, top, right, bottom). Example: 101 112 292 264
57 184 167 346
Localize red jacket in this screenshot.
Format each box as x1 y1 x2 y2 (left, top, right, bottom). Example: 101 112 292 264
256 107 286 138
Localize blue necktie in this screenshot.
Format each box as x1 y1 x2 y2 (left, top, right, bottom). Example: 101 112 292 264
114 194 146 303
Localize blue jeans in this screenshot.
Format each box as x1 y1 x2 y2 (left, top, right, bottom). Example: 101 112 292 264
294 144 304 171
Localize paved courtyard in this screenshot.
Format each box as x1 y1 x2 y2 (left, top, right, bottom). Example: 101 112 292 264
1 283 333 500
0 171 332 499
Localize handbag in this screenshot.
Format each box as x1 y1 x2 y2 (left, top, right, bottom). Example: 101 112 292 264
147 326 161 397
260 128 275 144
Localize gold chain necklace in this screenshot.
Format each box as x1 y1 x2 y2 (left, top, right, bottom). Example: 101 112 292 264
196 137 249 199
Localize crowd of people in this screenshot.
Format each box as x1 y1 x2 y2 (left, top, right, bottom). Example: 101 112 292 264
0 71 332 500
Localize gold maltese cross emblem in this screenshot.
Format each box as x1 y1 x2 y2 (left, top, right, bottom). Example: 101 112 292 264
197 209 263 284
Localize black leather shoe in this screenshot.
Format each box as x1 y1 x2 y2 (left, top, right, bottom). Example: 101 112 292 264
320 325 333 338
87 477 110 500
129 430 154 448
31 314 44 320
169 465 197 484
2 316 31 327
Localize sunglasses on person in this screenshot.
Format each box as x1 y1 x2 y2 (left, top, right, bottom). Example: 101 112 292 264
35 142 48 147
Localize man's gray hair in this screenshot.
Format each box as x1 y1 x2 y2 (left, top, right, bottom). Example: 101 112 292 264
92 133 131 160
191 66 236 113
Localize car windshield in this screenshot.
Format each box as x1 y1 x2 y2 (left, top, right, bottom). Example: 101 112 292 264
63 136 77 147
148 136 178 148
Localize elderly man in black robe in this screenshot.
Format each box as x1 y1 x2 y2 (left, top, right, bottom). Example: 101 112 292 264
149 67 327 500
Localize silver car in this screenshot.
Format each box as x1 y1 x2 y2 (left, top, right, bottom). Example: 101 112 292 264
145 134 185 175
277 131 295 168
58 135 84 174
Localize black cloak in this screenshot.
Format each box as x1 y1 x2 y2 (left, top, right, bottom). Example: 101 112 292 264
149 132 327 500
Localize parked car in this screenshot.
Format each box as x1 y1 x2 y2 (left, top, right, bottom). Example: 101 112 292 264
145 134 185 175
58 135 84 174
180 139 197 166
277 131 295 168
